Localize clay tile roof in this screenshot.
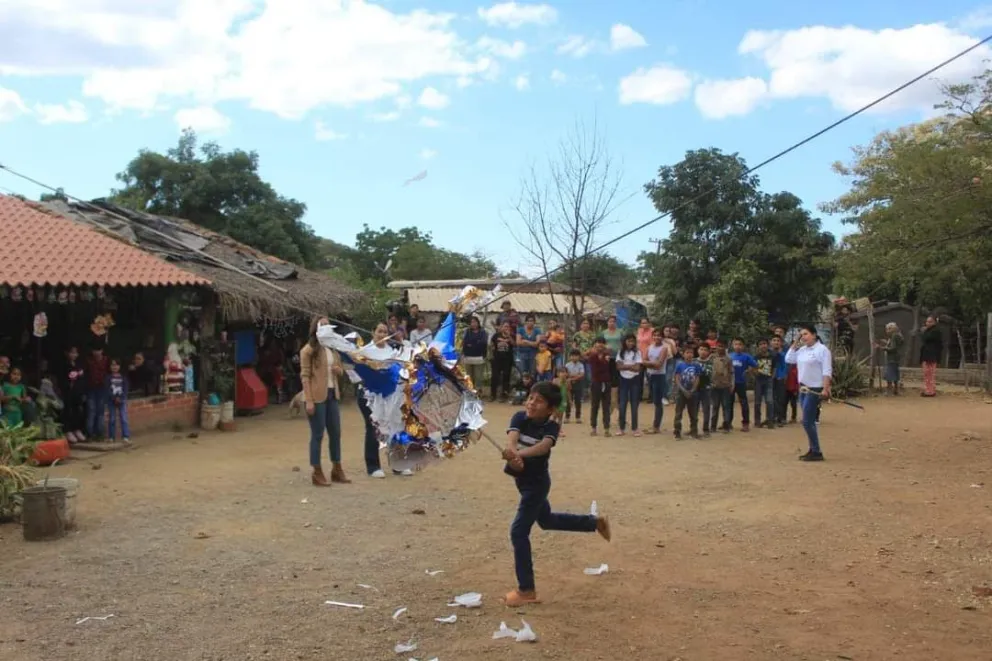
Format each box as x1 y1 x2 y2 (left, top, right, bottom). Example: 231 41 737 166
0 195 209 288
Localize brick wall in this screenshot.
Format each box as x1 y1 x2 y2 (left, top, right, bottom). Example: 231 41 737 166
125 393 199 435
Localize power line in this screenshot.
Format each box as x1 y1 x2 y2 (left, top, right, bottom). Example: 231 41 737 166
2 32 990 340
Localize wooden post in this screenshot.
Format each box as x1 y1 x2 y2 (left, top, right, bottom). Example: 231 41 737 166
866 305 877 391
985 312 992 393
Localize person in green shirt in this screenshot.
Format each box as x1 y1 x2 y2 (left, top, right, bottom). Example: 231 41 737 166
571 318 596 386
877 322 905 395
1 367 30 428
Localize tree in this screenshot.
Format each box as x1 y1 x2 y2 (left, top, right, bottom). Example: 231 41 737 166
111 129 319 267
39 187 68 203
639 148 835 324
552 253 640 297
352 224 500 283
505 118 625 328
824 69 992 322
704 259 769 344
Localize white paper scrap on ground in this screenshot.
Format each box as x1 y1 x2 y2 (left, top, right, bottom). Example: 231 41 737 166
447 592 482 608
583 563 609 576
590 500 598 516
394 640 417 654
425 569 445 576
516 620 537 642
492 622 517 639
75 614 115 625
392 607 408 620
301 498 309 504
435 614 457 624
357 584 377 590
325 601 364 609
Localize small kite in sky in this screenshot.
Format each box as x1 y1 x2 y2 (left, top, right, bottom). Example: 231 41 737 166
403 170 427 186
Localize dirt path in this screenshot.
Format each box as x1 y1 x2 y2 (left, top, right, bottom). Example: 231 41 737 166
1 394 991 660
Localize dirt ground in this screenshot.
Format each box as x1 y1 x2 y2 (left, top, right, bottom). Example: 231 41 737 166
1 389 991 661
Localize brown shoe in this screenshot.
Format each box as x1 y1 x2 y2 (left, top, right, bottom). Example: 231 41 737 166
503 589 540 607
596 515 612 542
311 466 331 487
330 463 352 484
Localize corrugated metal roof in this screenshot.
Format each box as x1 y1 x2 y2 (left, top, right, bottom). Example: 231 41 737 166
0 195 210 288
406 287 598 315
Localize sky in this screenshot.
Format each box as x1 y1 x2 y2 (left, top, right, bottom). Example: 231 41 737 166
2 1 992 276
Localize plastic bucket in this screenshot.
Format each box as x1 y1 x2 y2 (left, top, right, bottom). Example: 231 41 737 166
20 486 67 541
35 478 79 529
200 403 221 430
220 401 235 423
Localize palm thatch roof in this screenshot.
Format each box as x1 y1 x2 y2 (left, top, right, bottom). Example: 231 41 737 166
41 199 362 320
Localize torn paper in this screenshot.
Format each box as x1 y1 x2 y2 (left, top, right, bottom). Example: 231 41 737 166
493 619 538 643
357 584 377 591
434 614 457 624
394 640 417 654
492 622 517 640
75 614 115 625
392 607 407 621
447 592 482 608
516 620 538 642
590 500 598 516
324 601 364 609
425 569 445 576
583 563 609 576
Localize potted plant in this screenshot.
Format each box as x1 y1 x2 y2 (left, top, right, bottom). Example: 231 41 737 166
0 421 40 521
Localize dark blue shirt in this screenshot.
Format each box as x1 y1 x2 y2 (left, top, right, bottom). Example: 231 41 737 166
504 410 558 483
461 328 488 358
675 361 701 391
729 352 756 385
772 349 788 380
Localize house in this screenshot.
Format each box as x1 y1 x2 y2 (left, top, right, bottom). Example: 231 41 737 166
848 302 956 367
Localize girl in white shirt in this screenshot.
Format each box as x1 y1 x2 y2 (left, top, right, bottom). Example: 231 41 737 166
785 323 832 462
616 334 644 437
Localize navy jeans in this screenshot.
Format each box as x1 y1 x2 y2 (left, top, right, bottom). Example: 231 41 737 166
356 388 380 474
85 389 107 438
511 476 598 591
308 389 342 466
648 373 666 429
800 388 822 453
734 385 750 424
753 377 773 425
617 377 641 431
108 401 130 440
710 387 733 430
773 379 787 422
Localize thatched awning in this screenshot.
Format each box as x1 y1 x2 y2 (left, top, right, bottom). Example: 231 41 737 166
42 200 362 321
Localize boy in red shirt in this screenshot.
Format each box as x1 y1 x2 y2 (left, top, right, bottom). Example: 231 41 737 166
586 337 613 437
784 362 799 424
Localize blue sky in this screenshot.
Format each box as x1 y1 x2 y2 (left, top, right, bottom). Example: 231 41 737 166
1 0 991 274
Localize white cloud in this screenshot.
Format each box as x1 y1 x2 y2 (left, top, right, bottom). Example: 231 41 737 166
173 106 230 133
420 148 437 160
369 110 401 122
477 36 526 59
34 99 89 124
0 86 29 121
514 74 530 90
0 0 496 119
417 86 450 110
618 65 692 105
558 35 597 58
550 69 567 85
477 2 557 28
610 24 647 51
419 116 441 128
694 77 768 119
956 7 992 31
456 75 474 88
314 120 347 140
738 24 991 114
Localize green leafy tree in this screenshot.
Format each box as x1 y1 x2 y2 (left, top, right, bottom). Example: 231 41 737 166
704 259 769 345
111 129 319 267
353 224 500 283
553 253 640 297
640 148 835 323
824 69 992 322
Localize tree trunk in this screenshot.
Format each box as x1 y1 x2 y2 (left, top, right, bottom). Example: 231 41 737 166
985 312 992 393
866 306 877 391
956 327 966 369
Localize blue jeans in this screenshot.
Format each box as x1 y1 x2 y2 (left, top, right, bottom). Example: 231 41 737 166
516 353 536 378
665 360 677 399
617 377 641 431
648 373 666 429
108 401 130 440
308 389 342 466
511 476 598 591
356 388 380 474
754 377 773 425
710 387 733 430
86 389 107 438
800 388 822 453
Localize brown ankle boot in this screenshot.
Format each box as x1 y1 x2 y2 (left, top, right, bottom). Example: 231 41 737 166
330 463 351 484
311 466 330 487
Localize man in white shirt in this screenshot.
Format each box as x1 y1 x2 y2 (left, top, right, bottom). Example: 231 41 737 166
409 316 434 345
785 324 832 462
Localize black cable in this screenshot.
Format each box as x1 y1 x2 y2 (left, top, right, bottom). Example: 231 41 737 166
2 32 990 340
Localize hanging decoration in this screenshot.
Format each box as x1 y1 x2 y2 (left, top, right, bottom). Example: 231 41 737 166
90 313 115 338
11 286 22 302
33 312 48 338
25 288 34 302
317 285 502 473
0 285 7 300
255 315 299 339
46 289 57 304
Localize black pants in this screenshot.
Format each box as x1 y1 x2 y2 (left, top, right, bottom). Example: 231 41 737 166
566 381 585 420
673 390 698 435
734 387 750 424
589 381 612 430
356 388 381 474
62 393 86 434
491 357 513 399
710 387 733 431
785 390 799 421
773 378 787 423
695 389 712 432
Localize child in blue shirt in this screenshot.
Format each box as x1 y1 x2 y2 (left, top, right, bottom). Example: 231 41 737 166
729 338 757 431
771 336 789 425
673 344 701 439
501 381 611 607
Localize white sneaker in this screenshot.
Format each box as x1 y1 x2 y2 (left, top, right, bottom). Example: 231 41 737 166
66 431 78 443
662 398 671 406
370 469 386 479
393 468 414 477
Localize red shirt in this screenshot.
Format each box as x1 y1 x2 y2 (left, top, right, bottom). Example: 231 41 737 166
785 364 799 393
86 355 109 390
588 349 612 383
